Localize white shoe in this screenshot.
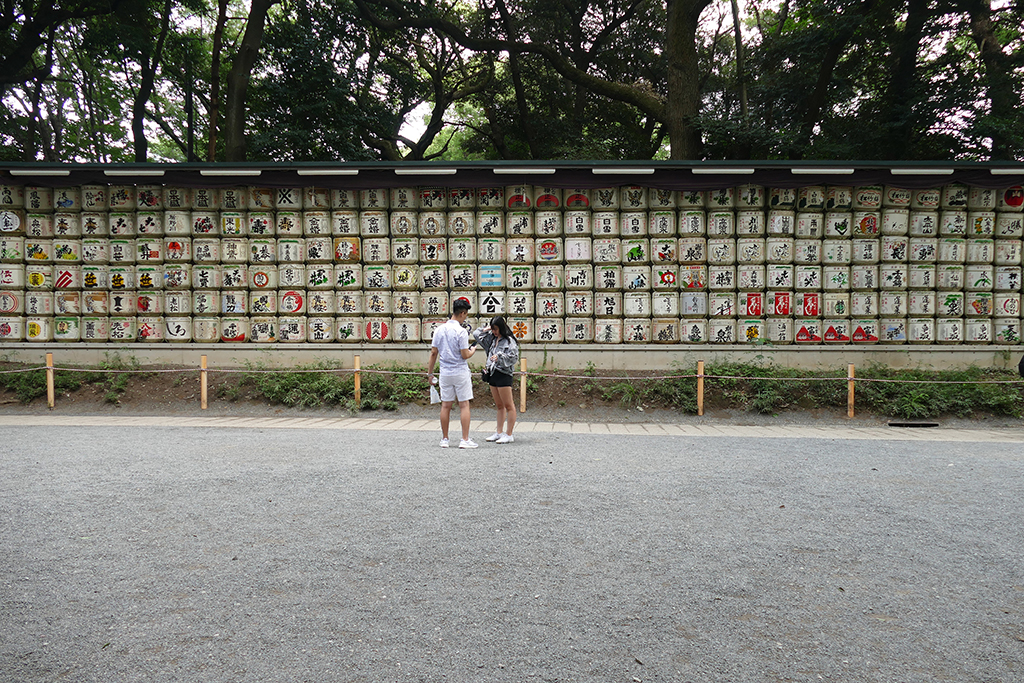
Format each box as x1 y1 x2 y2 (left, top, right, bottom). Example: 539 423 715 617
485 432 502 442
440 437 449 448
496 434 515 444
459 439 479 449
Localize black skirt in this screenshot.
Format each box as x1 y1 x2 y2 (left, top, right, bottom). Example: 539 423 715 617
486 369 514 387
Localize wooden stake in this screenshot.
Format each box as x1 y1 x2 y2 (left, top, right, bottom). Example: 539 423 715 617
200 355 208 410
697 360 705 417
519 357 527 414
354 354 361 407
46 352 55 410
847 363 855 419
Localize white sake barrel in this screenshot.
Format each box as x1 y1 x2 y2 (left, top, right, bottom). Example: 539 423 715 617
419 188 449 211
25 238 52 262
908 264 936 289
706 210 735 236
965 318 992 344
109 238 139 264
937 237 966 263
505 211 532 237
219 290 247 315
876 318 906 343
106 316 136 342
968 211 996 237
994 239 1022 266
852 211 880 236
622 318 651 343
619 186 646 210
560 210 591 236
650 318 678 343
364 291 391 316
620 212 647 236
188 210 219 236
793 318 823 343
25 291 53 315
306 290 335 316
218 187 247 211
25 264 53 290
939 210 968 236
759 317 790 344
881 235 909 262
192 317 220 342
588 211 616 237
848 319 878 344
881 208 910 235
766 264 793 289
795 212 823 238
964 264 994 291
705 238 735 265
303 317 333 343
939 183 968 210
54 213 82 237
793 265 819 290
964 291 993 316
709 292 737 317
336 292 363 315
26 316 54 341
587 318 620 344
81 316 109 342
768 187 796 208
565 316 594 343
421 212 448 237
220 316 250 343
0 209 26 236
673 189 702 209
277 316 307 343
906 317 934 344
162 237 191 264
189 264 220 290
824 212 852 238
650 238 678 265
823 292 850 317
299 210 328 236
0 235 23 262
667 237 701 264
909 211 939 237
850 265 878 290
387 317 418 343
737 265 765 291
996 212 1023 238
536 237 564 264
936 264 964 291
250 316 277 343
879 263 907 289
652 291 680 316
649 189 678 209
793 291 820 318
678 318 707 343
766 291 793 317
243 237 274 265
270 187 301 210
936 291 965 317
737 210 766 236
966 186 997 210
359 237 388 264
995 266 1022 291
793 239 821 264
648 211 675 236
304 264 333 291
472 187 504 210
163 291 190 315
558 237 591 264
592 264 621 290
392 292 420 316
766 237 795 264
506 238 536 265
677 264 707 290
994 293 1021 317
531 291 561 318
387 187 416 210
623 265 652 291
678 210 706 236
219 264 245 290
561 290 591 317
850 292 878 317
935 317 964 344
909 188 940 210
54 291 81 315
0 290 23 314
620 291 649 316
444 211 474 237
358 210 387 237
994 318 1021 344
0 184 25 208
163 210 190 235
25 186 55 212
135 238 164 264
736 237 766 264
446 188 475 210
737 291 764 317
276 238 305 263
392 264 418 290
708 318 735 343
796 186 825 211
880 290 908 316
53 264 82 290
966 238 995 263
274 211 301 236
504 186 532 210
472 210 503 237
909 239 937 264
822 240 852 264
823 266 850 290
822 319 850 343
503 291 531 317
882 186 912 208
621 238 649 266
586 238 617 264
82 238 110 264
565 265 593 290
162 317 191 343
908 291 936 316
191 188 218 210
536 318 567 343
275 289 304 315
851 239 880 264
327 210 357 236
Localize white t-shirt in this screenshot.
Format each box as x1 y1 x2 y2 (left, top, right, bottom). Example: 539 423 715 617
432 318 470 376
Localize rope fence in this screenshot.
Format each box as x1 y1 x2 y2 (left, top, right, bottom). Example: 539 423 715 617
4 352 1023 416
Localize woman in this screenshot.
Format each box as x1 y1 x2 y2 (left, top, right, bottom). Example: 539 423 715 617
474 316 520 444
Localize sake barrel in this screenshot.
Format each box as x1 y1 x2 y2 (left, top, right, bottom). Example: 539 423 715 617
994 318 1021 344
566 264 594 290
766 291 793 317
824 212 853 239
909 211 939 237
0 290 23 314
936 264 965 291
25 291 53 315
765 317 794 344
850 292 878 317
850 319 880 344
794 319 823 344
277 317 307 343
936 317 964 344
795 212 824 238
136 316 164 342
163 291 190 316
907 290 936 316
908 264 936 289
0 235 24 262
82 291 108 315
534 318 563 343
564 317 594 343
737 291 763 317
907 317 935 344
108 316 137 342
879 264 908 289
678 265 708 290
706 210 735 236
81 317 109 342
766 237 795 264
880 290 908 316
852 211 880 236
966 318 993 344
965 265 994 291
822 240 851 265
883 186 912 208
592 318 622 344
966 239 995 264
708 292 737 317
652 291 680 316
220 290 248 315
850 265 878 290
250 316 277 343
651 318 678 343
25 316 53 341
54 291 81 315
678 210 706 236
939 210 968 236
823 266 850 290
822 319 851 343
648 211 675 236
220 316 250 342
968 187 999 210
192 317 220 342
165 211 191 236
767 264 794 289
220 264 246 289
936 291 965 317
909 237 938 263
736 237 766 264
737 265 765 291
995 266 1022 291
795 265 821 290
823 292 850 317
737 209 766 236
994 239 1022 266
622 318 651 343
968 211 996 237
681 318 709 343
794 291 821 317
881 208 910 235
25 264 52 290
994 293 1021 317
996 213 1023 238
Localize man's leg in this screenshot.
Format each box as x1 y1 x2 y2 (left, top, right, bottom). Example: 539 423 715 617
458 400 471 441
440 400 454 439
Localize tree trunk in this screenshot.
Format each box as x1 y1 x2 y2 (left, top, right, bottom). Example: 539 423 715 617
208 0 228 160
965 0 1019 159
225 0 278 162
665 0 710 159
132 0 173 162
878 0 927 157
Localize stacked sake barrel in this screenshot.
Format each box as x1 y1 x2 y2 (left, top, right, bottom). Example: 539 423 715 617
0 181 1020 345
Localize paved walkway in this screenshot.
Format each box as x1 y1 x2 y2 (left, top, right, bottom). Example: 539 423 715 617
1 413 1022 442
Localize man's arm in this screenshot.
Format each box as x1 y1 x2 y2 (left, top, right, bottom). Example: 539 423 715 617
460 343 477 360
427 346 439 380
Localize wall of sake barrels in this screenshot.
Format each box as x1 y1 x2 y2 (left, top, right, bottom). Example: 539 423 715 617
0 181 1022 354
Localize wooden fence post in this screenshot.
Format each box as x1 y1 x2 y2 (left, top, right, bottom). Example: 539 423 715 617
848 363 855 418
697 359 705 417
46 352 55 410
354 354 361 407
519 357 527 413
200 355 208 410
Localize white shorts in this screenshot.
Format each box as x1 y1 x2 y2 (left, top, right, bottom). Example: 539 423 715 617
439 372 474 402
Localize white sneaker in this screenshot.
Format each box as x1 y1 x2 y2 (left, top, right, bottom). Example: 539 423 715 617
485 432 502 442
440 437 449 448
496 434 515 444
459 439 479 449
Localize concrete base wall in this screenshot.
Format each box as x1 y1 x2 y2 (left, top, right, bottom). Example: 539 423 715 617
2 342 1021 372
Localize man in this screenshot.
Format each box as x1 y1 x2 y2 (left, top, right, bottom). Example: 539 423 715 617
427 299 479 448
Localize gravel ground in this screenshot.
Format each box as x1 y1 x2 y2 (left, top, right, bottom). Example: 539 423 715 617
3 426 1024 682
